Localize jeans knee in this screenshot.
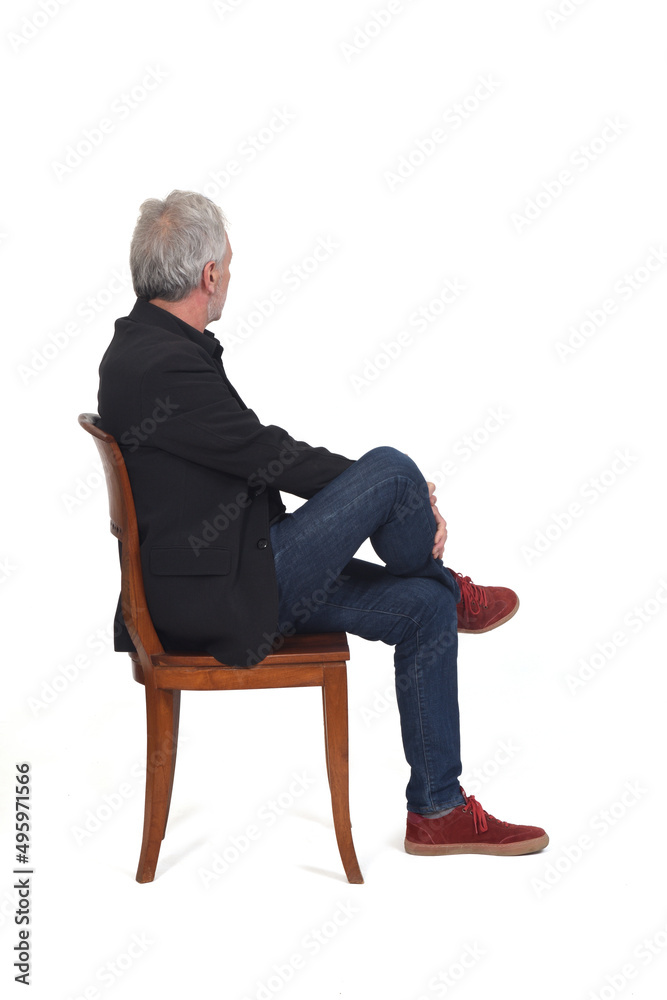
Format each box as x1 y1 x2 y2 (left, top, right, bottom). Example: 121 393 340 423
363 445 404 463
402 578 457 632
360 446 423 484
395 580 457 668
420 594 458 665
427 580 457 624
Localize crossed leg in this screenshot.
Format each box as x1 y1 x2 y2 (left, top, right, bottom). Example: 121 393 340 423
269 446 465 814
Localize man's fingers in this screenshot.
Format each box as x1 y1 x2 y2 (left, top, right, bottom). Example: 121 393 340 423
429 498 447 558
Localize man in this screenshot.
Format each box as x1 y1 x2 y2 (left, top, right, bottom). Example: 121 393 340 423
97 190 548 857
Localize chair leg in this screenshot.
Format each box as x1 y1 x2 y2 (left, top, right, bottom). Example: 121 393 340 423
322 687 331 787
136 685 179 883
161 689 181 840
322 663 364 884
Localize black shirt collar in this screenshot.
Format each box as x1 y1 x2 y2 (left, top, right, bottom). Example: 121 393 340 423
128 298 223 361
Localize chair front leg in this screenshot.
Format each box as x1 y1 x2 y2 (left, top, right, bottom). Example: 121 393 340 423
162 689 181 840
322 663 363 884
136 684 180 883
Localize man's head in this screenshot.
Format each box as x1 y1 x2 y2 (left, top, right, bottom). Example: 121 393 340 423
130 190 232 326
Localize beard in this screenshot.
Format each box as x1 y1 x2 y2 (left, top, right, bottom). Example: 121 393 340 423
207 288 226 323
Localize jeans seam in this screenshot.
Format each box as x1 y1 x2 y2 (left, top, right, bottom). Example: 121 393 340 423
412 627 435 812
322 473 431 546
292 599 429 631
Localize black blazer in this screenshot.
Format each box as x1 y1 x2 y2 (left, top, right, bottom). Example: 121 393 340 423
97 298 355 666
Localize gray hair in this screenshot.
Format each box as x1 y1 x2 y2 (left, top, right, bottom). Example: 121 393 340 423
130 190 228 301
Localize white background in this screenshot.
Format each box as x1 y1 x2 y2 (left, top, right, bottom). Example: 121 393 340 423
3 1 666 998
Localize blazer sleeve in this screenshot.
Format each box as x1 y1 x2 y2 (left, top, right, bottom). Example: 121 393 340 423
132 345 356 499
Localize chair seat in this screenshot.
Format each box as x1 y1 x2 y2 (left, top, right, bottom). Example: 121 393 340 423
129 632 351 692
148 631 350 667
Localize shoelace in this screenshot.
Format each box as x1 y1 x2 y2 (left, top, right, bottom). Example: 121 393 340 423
460 789 510 835
452 571 488 613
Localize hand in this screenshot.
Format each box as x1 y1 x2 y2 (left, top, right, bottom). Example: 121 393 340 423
426 481 447 560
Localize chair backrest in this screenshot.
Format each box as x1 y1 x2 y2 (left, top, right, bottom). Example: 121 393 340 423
78 413 163 661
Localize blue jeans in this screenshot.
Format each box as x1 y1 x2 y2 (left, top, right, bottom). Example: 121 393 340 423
269 446 466 815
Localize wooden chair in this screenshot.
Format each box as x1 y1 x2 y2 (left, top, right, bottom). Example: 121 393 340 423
78 413 363 884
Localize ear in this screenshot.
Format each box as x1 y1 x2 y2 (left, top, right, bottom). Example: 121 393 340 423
202 260 217 292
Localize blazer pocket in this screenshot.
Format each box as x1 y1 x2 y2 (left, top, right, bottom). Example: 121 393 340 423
149 546 231 576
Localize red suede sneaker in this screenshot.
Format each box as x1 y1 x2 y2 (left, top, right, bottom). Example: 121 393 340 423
449 570 519 633
405 789 548 856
